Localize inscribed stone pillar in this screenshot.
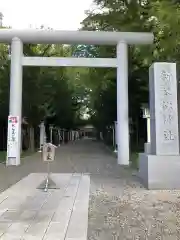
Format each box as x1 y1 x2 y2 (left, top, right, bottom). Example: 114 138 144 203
149 63 179 155
139 62 180 189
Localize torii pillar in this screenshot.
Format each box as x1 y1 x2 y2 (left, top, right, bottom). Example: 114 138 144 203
0 29 153 166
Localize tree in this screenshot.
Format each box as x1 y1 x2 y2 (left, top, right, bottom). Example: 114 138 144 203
79 0 180 148
0 34 89 150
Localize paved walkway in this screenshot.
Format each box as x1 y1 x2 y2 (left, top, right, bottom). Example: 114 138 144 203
0 173 90 240
0 139 131 193
0 139 180 240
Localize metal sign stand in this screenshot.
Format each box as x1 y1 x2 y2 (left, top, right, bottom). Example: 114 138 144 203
37 162 59 191
37 143 59 191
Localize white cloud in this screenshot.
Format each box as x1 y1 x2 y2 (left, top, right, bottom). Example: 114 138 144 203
0 0 93 30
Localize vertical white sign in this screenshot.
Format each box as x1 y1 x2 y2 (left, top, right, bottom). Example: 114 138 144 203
7 116 19 158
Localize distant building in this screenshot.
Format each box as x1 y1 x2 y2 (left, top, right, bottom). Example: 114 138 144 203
80 124 95 138
0 12 3 27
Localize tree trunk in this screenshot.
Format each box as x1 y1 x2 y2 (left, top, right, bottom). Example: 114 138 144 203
29 126 35 152
20 127 23 154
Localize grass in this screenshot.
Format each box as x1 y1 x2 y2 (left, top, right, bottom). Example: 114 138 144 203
130 152 139 169
102 140 140 169
0 151 6 163
0 150 34 163
104 142 139 169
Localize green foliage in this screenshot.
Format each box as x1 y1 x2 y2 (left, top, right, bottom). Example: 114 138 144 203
0 43 10 121
0 39 87 130
1 0 180 149
79 0 180 137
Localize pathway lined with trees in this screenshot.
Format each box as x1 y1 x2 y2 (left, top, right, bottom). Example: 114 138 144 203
0 0 180 238
1 1 180 159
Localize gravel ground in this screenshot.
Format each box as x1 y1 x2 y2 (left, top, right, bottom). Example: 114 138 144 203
0 139 180 239
89 176 180 240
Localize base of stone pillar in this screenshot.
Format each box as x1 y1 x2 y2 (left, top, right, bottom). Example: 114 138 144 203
6 157 20 166
139 153 180 189
144 142 151 154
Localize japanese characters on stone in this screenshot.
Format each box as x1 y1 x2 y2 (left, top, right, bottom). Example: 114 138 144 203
159 70 175 141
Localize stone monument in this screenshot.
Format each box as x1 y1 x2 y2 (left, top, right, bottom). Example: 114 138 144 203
141 104 151 154
139 62 180 189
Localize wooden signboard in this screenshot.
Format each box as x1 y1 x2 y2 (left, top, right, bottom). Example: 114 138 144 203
43 143 57 162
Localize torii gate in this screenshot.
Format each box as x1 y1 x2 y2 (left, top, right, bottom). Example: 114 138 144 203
0 29 154 166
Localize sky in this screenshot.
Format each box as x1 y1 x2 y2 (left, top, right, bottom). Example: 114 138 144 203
0 0 93 30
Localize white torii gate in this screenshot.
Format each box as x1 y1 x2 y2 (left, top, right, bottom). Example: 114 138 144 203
0 29 154 166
